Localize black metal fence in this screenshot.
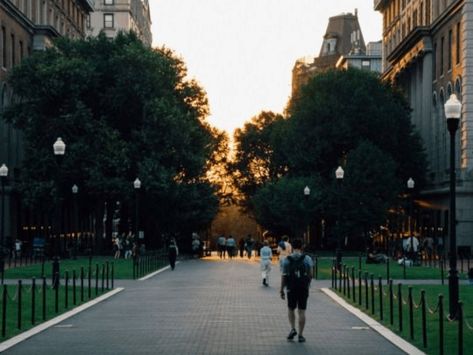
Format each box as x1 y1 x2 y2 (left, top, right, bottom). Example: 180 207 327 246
0 262 115 339
331 265 472 355
132 251 166 279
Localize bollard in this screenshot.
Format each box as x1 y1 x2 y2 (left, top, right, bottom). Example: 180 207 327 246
2 284 6 337
389 279 393 325
42 277 46 321
95 264 99 296
378 276 383 321
101 264 105 292
364 272 369 310
54 273 59 313
52 257 60 290
65 271 69 309
439 294 444 355
80 267 84 302
88 265 92 299
73 270 77 305
332 267 335 289
333 267 336 289
106 262 109 290
408 287 414 340
358 270 362 306
338 266 342 291
421 290 427 348
386 258 390 284
347 266 351 299
370 274 374 314
351 268 355 303
458 301 463 355
398 283 403 333
17 280 22 329
441 255 445 285
343 265 346 296
31 277 36 325
111 262 114 289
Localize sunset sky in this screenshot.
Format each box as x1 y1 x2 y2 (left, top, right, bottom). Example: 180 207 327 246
150 1 382 135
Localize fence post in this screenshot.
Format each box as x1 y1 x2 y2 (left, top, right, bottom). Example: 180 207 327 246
111 262 114 289
54 273 59 313
358 270 362 306
42 277 46 321
351 267 355 303
441 255 445 285
343 265 346 296
364 272 369 310
80 267 84 302
403 252 406 279
389 279 393 326
421 290 427 348
439 294 444 355
2 284 6 337
370 274 375 315
332 267 336 289
106 261 109 290
338 266 342 291
386 258 390 284
88 264 91 299
378 276 383 321
314 256 318 280
458 301 463 355
95 264 99 296
31 277 36 325
347 266 351 299
398 283 403 333
65 271 69 309
17 280 22 330
72 270 77 306
408 286 414 340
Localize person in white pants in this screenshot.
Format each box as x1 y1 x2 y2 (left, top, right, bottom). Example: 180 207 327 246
260 240 273 286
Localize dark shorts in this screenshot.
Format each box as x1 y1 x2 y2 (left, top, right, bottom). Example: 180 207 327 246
287 288 309 310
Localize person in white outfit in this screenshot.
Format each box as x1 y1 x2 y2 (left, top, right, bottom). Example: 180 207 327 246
277 235 293 272
260 240 273 286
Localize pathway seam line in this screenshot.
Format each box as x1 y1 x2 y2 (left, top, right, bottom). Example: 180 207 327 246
0 287 124 353
321 288 425 355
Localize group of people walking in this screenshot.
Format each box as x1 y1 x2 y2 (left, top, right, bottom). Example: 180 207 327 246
216 234 256 259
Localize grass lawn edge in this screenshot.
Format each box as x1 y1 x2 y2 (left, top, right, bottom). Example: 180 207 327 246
321 287 426 355
0 287 124 353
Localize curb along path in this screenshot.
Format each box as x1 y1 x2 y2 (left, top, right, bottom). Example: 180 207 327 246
4 258 406 354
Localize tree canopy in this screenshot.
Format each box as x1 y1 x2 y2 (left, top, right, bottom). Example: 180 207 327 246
2 32 222 240
232 68 428 246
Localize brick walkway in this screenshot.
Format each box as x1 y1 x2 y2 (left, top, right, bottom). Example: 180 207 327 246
5 257 406 354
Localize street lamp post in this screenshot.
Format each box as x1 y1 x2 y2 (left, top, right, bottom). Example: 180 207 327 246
335 166 344 269
72 184 78 260
0 164 8 284
133 178 141 245
444 94 461 318
52 137 66 289
407 178 415 262
304 186 310 246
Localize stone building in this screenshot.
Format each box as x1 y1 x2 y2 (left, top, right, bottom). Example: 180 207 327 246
291 10 376 97
375 0 473 250
336 41 383 73
0 0 93 243
87 0 152 47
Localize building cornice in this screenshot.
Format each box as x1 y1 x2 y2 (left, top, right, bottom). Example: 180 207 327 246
430 0 463 34
78 0 95 12
0 0 35 34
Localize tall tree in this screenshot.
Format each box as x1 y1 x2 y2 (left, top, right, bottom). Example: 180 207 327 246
2 32 220 244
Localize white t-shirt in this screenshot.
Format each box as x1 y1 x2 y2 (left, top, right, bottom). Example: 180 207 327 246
277 241 292 258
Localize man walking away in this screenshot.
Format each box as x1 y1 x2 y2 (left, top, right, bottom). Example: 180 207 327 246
277 235 292 272
260 240 272 286
168 238 179 270
280 238 313 343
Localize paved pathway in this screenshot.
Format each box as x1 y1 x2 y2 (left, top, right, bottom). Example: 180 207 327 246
5 257 406 355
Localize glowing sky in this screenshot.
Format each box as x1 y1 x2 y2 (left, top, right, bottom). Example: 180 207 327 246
150 1 382 134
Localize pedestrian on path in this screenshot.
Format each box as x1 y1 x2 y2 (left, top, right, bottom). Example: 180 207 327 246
168 238 179 270
217 235 226 259
226 235 236 259
277 235 292 272
280 238 313 343
260 240 272 286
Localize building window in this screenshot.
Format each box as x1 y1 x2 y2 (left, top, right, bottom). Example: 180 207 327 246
440 36 444 76
104 0 114 4
455 77 462 96
456 22 461 64
426 0 431 23
447 82 452 97
104 14 114 28
1 27 6 68
19 41 23 61
86 14 91 28
11 34 15 67
448 30 452 70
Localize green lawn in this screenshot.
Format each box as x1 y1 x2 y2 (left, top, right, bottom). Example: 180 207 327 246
334 283 473 355
1 283 113 340
314 256 469 281
4 254 168 280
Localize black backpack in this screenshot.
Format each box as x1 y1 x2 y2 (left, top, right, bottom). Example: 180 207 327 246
286 254 311 290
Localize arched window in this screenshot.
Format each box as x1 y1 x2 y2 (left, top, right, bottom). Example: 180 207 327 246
432 91 437 107
455 77 462 96
447 82 452 97
439 88 445 104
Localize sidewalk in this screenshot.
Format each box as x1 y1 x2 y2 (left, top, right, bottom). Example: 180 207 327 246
4 257 406 355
